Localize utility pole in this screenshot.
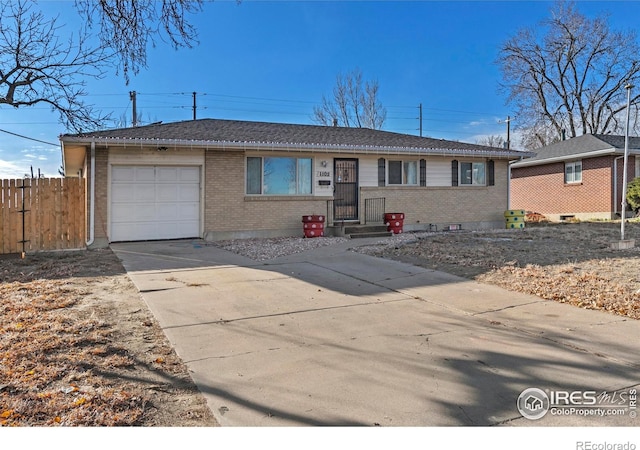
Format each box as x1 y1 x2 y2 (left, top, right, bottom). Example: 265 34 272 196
418 103 423 137
505 116 511 149
129 91 137 127
621 83 634 242
193 92 197 120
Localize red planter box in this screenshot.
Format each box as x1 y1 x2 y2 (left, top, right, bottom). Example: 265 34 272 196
384 213 405 234
302 215 325 223
302 215 325 238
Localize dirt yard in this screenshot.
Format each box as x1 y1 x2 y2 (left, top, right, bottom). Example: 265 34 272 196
357 221 640 320
2 221 639 426
0 249 217 426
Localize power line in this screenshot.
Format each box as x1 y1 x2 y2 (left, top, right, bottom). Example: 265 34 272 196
0 128 58 146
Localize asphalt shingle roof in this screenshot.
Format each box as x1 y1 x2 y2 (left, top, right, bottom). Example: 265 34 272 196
511 133 640 166
61 118 528 158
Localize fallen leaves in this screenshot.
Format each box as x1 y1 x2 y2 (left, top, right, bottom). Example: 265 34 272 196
362 222 640 320
1 249 218 427
478 263 640 319
0 277 145 426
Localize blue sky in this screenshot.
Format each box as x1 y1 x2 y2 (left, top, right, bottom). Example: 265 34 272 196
1 0 640 178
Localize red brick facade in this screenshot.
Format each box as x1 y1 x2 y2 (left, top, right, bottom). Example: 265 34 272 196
510 155 637 220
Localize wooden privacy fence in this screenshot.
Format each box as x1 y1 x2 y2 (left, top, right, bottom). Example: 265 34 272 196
0 178 85 254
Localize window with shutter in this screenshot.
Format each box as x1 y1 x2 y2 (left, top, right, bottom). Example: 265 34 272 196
487 160 495 186
451 160 459 186
378 158 386 186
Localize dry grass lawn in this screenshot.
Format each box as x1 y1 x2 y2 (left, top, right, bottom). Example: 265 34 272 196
358 221 640 320
0 250 217 427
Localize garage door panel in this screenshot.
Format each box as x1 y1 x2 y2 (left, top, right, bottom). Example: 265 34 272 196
157 167 178 182
135 185 156 202
156 204 180 220
178 202 200 219
110 165 201 242
112 223 149 242
179 167 200 182
135 167 156 182
111 184 131 202
157 184 178 201
112 166 135 182
112 184 156 203
178 184 200 201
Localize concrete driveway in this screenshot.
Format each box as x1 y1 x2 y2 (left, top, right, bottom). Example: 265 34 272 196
111 239 639 426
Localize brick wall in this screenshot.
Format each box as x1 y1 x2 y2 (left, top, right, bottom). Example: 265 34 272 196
89 150 516 242
614 155 637 216
203 153 510 238
203 151 331 239
93 148 109 242
362 159 509 229
510 155 636 220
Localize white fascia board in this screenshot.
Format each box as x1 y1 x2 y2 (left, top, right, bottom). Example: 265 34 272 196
509 148 640 167
60 136 532 160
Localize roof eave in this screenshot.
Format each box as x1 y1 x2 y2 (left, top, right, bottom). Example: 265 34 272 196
59 136 530 159
509 148 638 167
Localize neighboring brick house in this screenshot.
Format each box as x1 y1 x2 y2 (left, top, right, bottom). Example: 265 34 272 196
510 134 640 221
60 118 529 247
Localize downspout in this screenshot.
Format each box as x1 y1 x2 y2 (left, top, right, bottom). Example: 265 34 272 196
86 141 96 247
613 155 624 217
508 156 523 210
507 162 511 209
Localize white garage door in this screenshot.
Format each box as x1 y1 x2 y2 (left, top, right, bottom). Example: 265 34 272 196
111 166 200 241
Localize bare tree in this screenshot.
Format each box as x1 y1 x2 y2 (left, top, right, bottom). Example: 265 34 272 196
0 0 111 131
74 0 204 82
497 1 640 149
475 135 506 148
313 68 387 129
0 0 204 132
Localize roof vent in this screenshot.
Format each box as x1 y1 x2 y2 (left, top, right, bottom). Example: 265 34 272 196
333 118 338 127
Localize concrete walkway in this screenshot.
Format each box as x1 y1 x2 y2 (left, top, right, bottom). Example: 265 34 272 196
111 238 639 426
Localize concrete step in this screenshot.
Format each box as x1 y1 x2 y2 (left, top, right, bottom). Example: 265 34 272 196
343 224 388 235
342 223 393 239
349 231 393 239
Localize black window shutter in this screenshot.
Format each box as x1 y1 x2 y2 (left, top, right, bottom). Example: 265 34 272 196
378 158 386 186
487 160 495 186
451 160 458 186
420 159 426 187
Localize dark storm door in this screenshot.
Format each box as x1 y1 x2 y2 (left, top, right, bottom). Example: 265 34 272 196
333 158 359 221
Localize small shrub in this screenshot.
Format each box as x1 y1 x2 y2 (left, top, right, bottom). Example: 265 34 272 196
626 178 640 213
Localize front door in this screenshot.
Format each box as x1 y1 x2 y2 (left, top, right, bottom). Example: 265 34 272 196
333 158 359 221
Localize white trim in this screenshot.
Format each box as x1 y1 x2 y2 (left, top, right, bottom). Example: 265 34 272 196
107 163 205 242
107 149 205 241
386 159 419 186
564 160 583 184
86 141 95 247
244 155 314 196
459 161 487 186
512 148 640 168
61 136 527 160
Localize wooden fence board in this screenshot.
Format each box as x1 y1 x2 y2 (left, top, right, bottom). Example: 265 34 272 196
9 179 17 253
0 178 86 254
0 180 6 253
22 179 31 254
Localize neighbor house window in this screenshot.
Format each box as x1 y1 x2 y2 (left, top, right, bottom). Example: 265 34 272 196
460 162 486 186
565 161 582 183
246 156 312 195
388 160 418 185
